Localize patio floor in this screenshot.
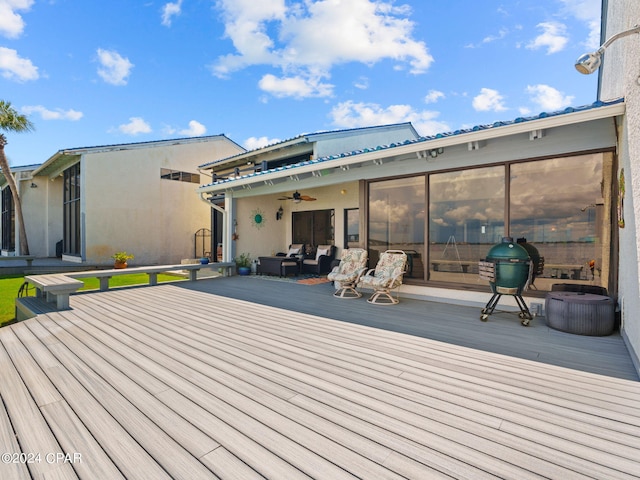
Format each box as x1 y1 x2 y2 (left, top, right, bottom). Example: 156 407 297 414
1 276 639 479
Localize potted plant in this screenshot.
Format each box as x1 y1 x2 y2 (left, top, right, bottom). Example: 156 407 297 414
234 253 252 275
111 251 134 269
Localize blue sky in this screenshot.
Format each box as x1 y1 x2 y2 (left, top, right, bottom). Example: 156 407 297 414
1 0 601 167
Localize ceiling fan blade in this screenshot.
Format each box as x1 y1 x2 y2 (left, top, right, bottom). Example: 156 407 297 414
301 196 317 201
277 196 293 200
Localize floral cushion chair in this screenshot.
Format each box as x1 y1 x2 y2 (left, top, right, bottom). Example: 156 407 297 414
358 250 408 305
327 248 368 298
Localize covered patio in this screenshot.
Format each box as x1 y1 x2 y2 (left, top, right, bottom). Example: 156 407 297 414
1 276 639 479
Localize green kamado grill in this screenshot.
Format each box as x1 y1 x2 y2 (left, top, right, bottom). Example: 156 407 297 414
478 237 534 326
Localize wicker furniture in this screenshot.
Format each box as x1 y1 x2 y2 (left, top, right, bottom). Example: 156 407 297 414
358 250 407 305
327 249 368 298
301 245 336 274
545 291 615 336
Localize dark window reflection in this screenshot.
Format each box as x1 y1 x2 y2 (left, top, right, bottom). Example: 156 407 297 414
369 177 425 278
428 166 504 284
510 154 610 289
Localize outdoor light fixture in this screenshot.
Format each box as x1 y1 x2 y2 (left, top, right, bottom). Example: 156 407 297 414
429 147 444 158
575 24 640 74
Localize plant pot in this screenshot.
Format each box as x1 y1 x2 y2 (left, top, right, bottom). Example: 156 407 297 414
199 258 210 265
238 266 251 276
114 261 128 269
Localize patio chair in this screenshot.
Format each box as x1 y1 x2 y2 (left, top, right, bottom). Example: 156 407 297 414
276 244 305 257
327 248 368 298
358 250 408 305
301 245 336 274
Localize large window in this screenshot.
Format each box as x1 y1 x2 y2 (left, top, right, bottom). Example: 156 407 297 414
429 166 504 283
292 209 334 252
344 208 360 248
509 154 611 290
63 163 81 256
1 187 14 251
369 176 425 278
367 152 613 291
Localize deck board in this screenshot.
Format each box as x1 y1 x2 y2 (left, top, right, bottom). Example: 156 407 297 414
0 277 639 479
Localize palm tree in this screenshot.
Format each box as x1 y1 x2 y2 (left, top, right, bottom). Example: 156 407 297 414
0 100 34 255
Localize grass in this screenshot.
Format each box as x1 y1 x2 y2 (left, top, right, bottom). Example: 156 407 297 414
0 273 184 327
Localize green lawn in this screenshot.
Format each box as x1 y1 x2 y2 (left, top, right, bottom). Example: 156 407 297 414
0 273 183 327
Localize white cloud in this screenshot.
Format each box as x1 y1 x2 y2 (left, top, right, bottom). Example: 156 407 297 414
0 0 34 38
212 0 432 98
0 46 38 81
258 73 333 98
161 0 182 27
21 105 83 121
472 88 507 112
526 84 574 111
527 22 569 54
179 120 206 136
558 0 601 49
96 48 134 85
354 76 369 90
330 100 449 136
243 136 281 150
424 89 445 104
117 117 151 135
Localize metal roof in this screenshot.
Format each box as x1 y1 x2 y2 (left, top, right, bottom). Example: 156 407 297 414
198 98 625 193
31 134 241 178
197 122 419 169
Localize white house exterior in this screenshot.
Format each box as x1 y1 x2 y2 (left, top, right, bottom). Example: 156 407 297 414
1 135 244 265
599 0 640 371
199 102 622 308
198 123 421 262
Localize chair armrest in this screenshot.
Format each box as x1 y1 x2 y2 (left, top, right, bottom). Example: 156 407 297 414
383 271 406 287
317 255 334 270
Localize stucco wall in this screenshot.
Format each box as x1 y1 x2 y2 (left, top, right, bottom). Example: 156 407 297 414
232 182 360 263
81 139 242 265
600 0 640 371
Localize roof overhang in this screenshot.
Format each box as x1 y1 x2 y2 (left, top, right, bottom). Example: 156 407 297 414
198 100 625 197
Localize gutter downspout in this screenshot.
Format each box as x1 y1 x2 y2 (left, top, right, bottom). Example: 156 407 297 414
199 193 229 263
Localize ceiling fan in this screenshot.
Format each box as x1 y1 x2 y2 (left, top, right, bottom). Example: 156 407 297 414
278 191 316 203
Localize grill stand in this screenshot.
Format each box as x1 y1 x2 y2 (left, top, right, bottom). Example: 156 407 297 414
480 290 533 326
479 260 534 326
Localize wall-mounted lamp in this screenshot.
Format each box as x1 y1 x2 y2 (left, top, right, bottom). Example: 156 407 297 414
428 147 444 158
276 205 284 220
30 182 38 188
575 24 640 74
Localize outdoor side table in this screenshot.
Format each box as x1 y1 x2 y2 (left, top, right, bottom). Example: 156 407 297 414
545 291 615 336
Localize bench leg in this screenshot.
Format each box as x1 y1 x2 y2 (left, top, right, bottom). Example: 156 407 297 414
99 277 111 291
148 273 158 286
189 269 199 281
26 259 33 268
55 294 70 310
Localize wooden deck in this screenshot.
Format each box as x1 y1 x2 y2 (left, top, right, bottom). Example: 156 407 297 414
1 276 639 479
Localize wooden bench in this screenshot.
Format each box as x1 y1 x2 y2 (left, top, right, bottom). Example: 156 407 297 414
24 273 84 310
0 255 35 268
21 262 236 316
431 259 476 273
66 262 236 291
546 263 584 280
